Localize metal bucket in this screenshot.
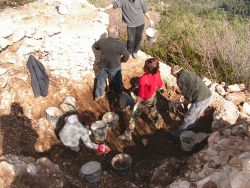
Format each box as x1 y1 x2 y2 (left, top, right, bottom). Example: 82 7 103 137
180 131 198 151
91 120 108 142
102 112 119 128
80 161 101 183
111 153 132 175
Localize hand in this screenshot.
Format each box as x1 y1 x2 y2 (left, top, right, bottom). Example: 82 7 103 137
149 20 154 27
133 104 139 113
168 101 184 112
97 144 111 154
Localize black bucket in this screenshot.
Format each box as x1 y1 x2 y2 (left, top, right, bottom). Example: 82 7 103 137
111 153 132 175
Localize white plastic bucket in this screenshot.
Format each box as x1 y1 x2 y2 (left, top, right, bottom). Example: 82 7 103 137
145 28 157 43
180 131 198 151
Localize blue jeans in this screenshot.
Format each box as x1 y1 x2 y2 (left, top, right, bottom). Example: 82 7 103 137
95 65 123 98
179 95 213 131
127 24 145 54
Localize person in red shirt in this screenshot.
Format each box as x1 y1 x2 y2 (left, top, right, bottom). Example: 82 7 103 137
119 58 164 141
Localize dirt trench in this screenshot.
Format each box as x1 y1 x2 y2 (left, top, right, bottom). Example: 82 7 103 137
42 73 213 188
0 58 214 187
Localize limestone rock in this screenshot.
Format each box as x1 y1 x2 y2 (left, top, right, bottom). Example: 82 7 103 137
242 102 250 116
61 96 76 107
216 84 227 96
0 68 7 76
0 51 17 64
11 30 26 43
23 38 42 49
0 90 15 112
16 45 35 56
0 23 16 38
169 180 190 188
225 92 246 105
37 157 60 173
45 107 64 124
0 161 15 187
203 77 212 87
230 169 250 188
212 98 239 130
226 84 245 92
0 38 11 49
59 103 76 113
0 154 68 188
197 172 229 188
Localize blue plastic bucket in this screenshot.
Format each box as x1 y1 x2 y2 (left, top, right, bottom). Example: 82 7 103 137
80 161 101 183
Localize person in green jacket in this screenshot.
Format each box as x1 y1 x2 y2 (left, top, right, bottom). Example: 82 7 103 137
170 65 213 137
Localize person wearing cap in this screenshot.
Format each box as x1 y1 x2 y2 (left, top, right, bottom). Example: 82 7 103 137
99 0 154 59
93 25 130 102
59 112 110 154
170 65 212 137
119 58 164 141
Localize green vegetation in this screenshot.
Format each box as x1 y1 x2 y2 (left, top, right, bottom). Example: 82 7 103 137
0 0 34 9
220 0 250 16
143 0 250 84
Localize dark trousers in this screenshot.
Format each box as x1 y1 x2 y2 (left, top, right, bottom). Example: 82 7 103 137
95 65 123 98
127 24 145 54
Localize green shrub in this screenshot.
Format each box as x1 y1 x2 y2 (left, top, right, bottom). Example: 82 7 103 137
143 0 250 84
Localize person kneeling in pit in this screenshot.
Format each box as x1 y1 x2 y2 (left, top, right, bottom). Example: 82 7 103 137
119 58 164 141
59 112 110 154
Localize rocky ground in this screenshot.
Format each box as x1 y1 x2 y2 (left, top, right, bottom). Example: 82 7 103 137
0 0 250 188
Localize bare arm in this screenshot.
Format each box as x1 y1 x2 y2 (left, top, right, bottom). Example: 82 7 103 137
144 12 154 27
100 4 113 11
81 134 98 150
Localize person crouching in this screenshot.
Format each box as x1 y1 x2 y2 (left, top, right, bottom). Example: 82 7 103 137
59 111 110 154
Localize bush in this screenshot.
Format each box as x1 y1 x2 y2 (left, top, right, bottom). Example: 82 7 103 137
0 0 34 9
143 0 250 84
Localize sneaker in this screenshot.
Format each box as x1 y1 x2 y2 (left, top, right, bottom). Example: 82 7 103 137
132 53 138 59
119 131 132 141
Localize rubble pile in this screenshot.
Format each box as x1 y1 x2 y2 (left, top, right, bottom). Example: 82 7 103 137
168 80 250 188
0 154 76 187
